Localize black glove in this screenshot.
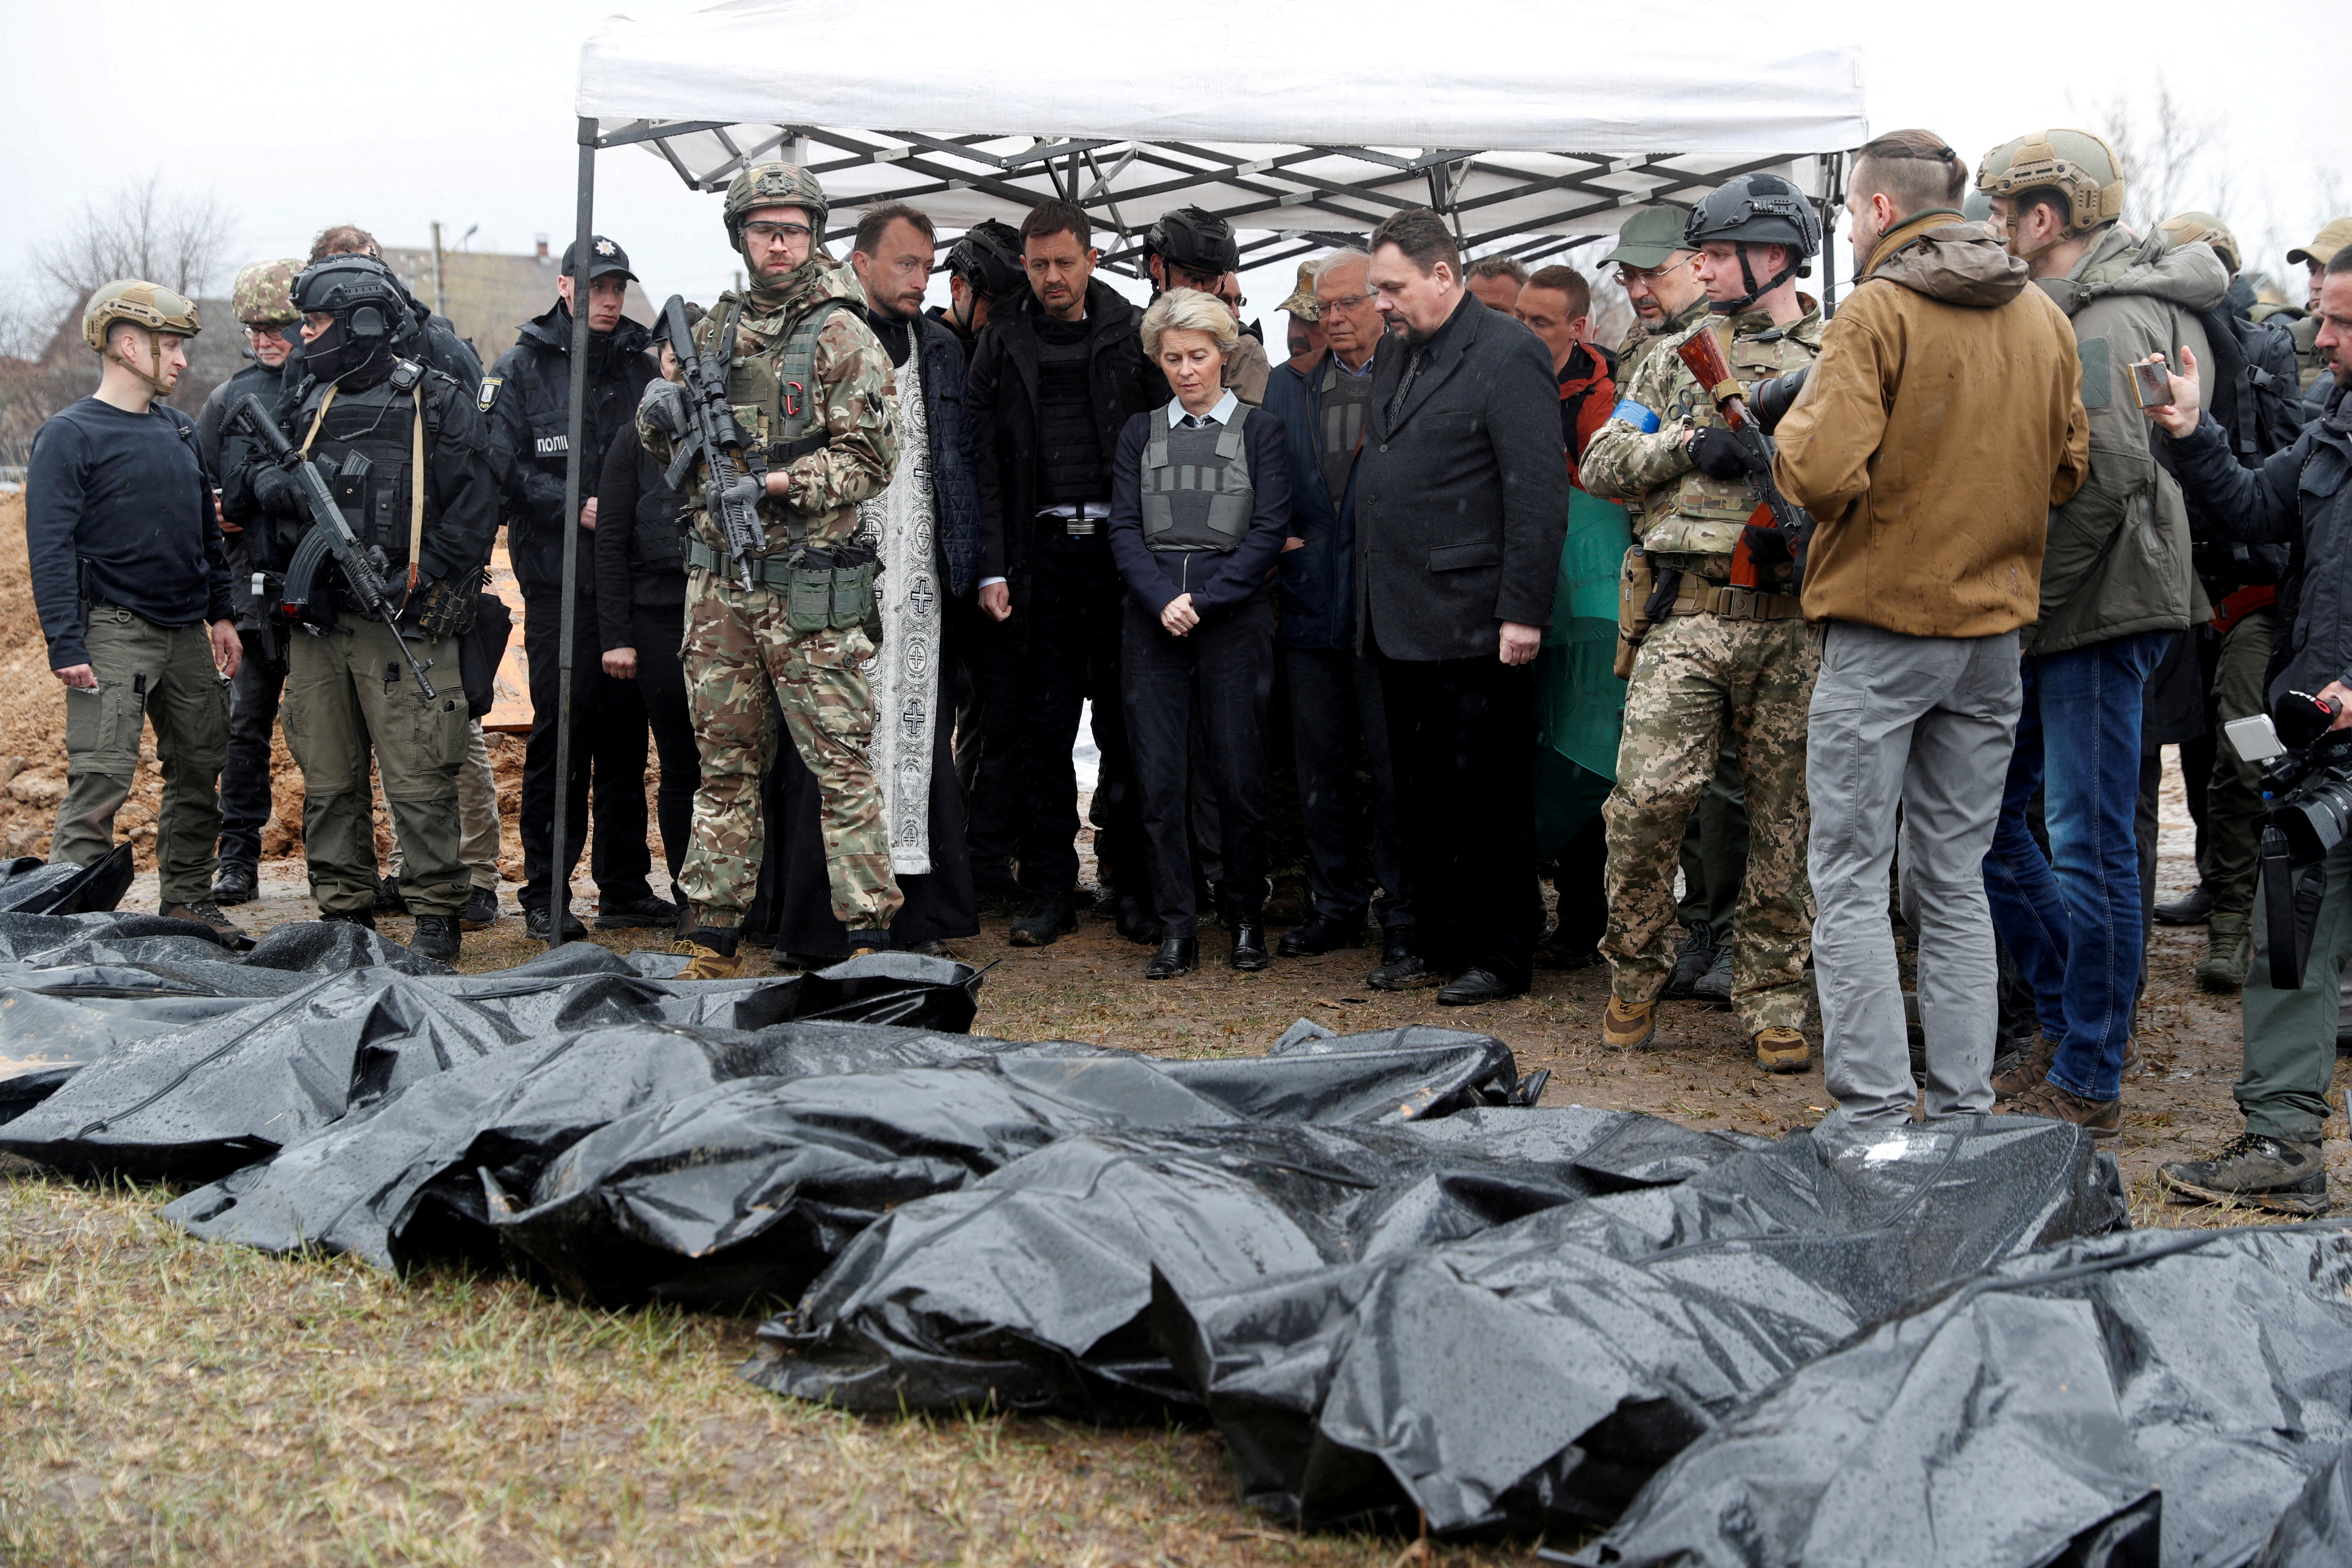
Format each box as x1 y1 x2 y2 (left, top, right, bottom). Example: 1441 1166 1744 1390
1687 425 1749 481
408 576 477 640
251 465 303 517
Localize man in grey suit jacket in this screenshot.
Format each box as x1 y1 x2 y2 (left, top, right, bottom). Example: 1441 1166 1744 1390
1354 208 1571 1003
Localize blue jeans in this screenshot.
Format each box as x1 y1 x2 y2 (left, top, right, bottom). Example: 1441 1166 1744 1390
1983 631 2167 1101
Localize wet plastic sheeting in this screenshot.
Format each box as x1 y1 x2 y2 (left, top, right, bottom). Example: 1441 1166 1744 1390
751 1110 1674 1420
0 845 136 917
165 1023 1030 1272
0 928 982 1179
1149 1116 2124 1534
1574 1225 2352 1568
487 1028 1538 1311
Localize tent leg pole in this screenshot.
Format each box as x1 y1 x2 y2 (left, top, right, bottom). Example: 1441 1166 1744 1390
551 116 597 949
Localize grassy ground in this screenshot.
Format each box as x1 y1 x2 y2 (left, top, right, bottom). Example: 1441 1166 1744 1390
4 757 2346 1564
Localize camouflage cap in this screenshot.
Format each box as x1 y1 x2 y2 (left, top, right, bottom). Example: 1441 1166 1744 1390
1974 130 2127 238
232 258 303 325
82 279 201 352
1278 259 1322 319
1602 206 1695 270
2160 212 2240 276
724 162 830 245
2288 216 2352 268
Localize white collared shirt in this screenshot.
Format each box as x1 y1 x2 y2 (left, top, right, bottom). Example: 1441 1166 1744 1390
1169 389 1241 428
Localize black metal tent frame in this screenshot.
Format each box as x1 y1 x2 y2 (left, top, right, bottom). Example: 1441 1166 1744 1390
546 114 1850 945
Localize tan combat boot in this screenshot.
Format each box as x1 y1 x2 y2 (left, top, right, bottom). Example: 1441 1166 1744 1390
1602 996 1658 1051
671 929 744 980
1752 1027 1810 1074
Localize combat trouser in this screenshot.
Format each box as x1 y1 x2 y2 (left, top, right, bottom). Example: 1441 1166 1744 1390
2202 609 2275 922
282 619 470 918
1603 610 1819 1032
390 721 500 892
1673 744 1748 941
675 567 901 930
56 607 230 904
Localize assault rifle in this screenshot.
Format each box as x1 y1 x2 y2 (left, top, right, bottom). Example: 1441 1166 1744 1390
232 394 438 700
657 293 766 588
1675 328 1814 589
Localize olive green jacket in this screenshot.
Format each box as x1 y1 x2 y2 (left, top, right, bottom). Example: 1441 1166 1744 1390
2026 225 2228 655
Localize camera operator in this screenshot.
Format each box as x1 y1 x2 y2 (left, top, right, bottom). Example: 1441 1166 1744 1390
2138 242 2352 1216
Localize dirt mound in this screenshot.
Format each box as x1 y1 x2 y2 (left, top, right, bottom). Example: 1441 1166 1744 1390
0 493 532 881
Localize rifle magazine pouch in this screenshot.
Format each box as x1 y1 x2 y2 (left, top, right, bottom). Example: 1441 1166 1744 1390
831 559 876 630
786 554 835 634
1615 546 1655 680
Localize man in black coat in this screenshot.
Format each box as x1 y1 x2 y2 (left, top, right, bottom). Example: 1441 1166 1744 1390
484 234 670 940
967 200 1164 946
1354 208 1570 1004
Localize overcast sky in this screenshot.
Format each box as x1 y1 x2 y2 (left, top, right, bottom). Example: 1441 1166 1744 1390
3 0 2344 342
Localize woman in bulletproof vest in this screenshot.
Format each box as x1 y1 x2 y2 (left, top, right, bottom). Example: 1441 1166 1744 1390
594 323 702 916
1106 289 1293 978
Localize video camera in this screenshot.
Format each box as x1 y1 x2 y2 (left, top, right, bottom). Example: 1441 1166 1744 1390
2226 690 2352 988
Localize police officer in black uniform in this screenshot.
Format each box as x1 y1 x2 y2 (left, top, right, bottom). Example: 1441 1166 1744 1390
484 234 673 941
223 254 499 959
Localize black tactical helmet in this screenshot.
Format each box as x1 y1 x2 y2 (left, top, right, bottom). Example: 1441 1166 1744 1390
1683 173 1822 312
291 254 413 347
1144 206 1240 276
946 219 1025 300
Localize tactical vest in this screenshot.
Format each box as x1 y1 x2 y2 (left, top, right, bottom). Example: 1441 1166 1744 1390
1642 315 1820 560
1140 406 1254 553
1034 332 1107 505
285 360 433 573
715 297 847 541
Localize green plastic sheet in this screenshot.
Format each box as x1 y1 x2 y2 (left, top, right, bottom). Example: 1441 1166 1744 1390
1534 487 1630 855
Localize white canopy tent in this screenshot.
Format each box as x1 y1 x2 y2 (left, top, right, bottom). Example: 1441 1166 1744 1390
534 0 1869 944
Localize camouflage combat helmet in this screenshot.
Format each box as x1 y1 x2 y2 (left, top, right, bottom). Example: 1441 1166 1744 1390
82 278 202 352
1974 130 2127 240
723 162 830 249
232 258 303 326
2161 212 2240 276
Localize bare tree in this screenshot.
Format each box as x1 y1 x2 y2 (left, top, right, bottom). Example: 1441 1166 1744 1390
33 173 236 300
2075 77 2222 236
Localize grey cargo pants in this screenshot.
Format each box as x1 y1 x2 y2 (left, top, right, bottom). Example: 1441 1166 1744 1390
1810 621 2022 1125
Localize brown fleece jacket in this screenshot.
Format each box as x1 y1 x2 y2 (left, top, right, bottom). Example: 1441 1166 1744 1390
1773 210 2090 637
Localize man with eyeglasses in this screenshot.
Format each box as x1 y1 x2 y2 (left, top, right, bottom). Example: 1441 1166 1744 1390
192 259 304 907
640 162 904 978
1596 203 1749 1011
1261 249 1412 964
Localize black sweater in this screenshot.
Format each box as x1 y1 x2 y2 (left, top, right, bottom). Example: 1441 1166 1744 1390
28 396 231 670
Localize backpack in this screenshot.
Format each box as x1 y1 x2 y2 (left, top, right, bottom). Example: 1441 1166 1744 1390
2197 303 2305 464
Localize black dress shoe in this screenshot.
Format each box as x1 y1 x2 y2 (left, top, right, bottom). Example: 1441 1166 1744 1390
209 861 259 906
1438 967 1524 1006
974 877 1030 917
1144 937 1197 979
1230 921 1270 971
597 891 680 929
1380 925 1415 965
1010 891 1078 947
1662 924 1715 1000
1277 913 1361 958
2154 884 2215 926
1115 891 1163 946
525 904 589 943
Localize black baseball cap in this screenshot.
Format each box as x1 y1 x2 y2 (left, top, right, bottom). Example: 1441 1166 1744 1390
560 235 637 282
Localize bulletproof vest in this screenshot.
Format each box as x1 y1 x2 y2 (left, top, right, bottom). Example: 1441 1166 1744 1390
1140 406 1253 552
290 360 431 570
1642 316 1819 560
1034 331 1107 505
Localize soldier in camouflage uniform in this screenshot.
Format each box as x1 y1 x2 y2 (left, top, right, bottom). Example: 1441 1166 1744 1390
1580 175 1827 1072
638 163 903 979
